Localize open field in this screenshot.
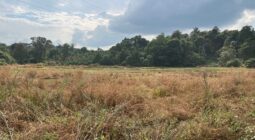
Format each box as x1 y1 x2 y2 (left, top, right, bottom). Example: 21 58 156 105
0 65 255 140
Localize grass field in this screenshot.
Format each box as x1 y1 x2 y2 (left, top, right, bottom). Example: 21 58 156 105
0 65 255 140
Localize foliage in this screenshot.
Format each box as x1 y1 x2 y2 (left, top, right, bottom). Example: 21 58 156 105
239 39 255 60
2 26 255 67
0 50 15 64
226 59 242 67
10 43 30 64
218 44 237 66
30 37 54 63
0 59 7 65
245 58 255 68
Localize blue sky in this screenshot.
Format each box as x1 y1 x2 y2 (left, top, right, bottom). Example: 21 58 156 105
1 0 255 49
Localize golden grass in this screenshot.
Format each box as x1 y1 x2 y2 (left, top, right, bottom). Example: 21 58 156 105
0 65 254 139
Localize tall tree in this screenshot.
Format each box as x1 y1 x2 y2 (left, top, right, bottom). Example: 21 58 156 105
10 43 30 64
218 42 238 66
238 26 255 43
31 37 53 63
239 39 255 60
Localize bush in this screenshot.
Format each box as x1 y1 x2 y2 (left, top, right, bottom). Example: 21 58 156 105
0 59 7 65
245 58 255 68
226 59 242 67
0 50 15 64
187 53 206 66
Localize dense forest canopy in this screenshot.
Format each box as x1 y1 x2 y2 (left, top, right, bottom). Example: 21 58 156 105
1 26 255 67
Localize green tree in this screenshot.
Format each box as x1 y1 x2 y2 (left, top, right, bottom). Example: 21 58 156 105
10 43 30 64
239 39 255 60
218 42 238 66
109 36 148 65
31 37 53 63
0 43 8 52
238 26 255 43
60 43 74 61
0 50 15 64
245 58 255 68
204 26 225 60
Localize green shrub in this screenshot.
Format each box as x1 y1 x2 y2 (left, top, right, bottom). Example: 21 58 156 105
0 59 7 65
245 58 255 68
226 59 242 67
0 50 15 64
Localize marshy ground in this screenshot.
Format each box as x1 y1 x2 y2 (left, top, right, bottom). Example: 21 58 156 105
0 65 254 140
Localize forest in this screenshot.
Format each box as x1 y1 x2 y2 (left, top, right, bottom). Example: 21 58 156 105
1 26 255 67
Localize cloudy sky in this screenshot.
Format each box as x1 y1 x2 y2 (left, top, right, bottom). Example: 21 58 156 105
1 0 255 49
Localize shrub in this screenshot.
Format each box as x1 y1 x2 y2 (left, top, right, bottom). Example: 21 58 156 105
245 58 255 68
0 50 15 64
187 53 206 66
226 59 242 67
0 59 7 65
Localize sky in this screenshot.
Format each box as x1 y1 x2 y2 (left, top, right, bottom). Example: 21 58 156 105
1 0 255 49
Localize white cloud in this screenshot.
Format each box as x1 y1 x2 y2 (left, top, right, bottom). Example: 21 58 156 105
143 34 156 41
109 0 255 34
1 0 255 48
226 10 255 30
0 10 108 45
72 26 128 49
11 6 28 14
32 11 109 30
57 0 71 7
0 0 129 48
0 2 112 46
0 16 73 44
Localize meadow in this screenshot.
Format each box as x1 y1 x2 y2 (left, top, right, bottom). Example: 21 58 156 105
0 65 254 140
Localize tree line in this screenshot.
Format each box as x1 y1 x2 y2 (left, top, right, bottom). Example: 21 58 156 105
1 26 255 67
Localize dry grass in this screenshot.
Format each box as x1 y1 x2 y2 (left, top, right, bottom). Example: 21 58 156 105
0 65 254 140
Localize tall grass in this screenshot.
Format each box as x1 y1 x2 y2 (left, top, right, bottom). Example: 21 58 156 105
0 65 254 139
